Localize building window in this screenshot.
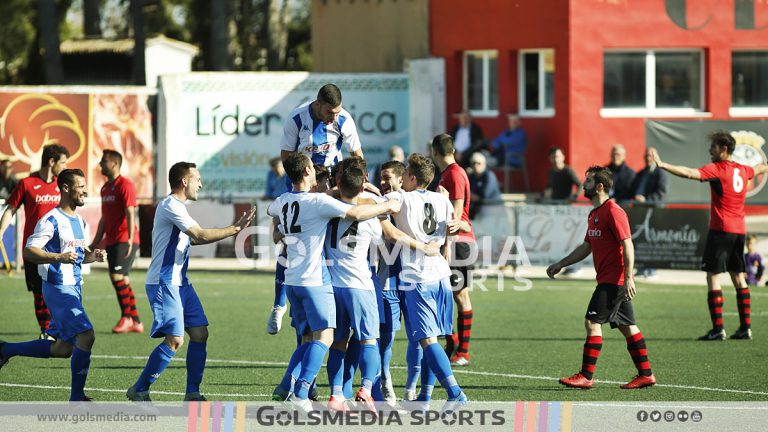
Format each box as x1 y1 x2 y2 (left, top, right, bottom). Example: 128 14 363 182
603 50 704 115
519 49 555 116
732 51 768 108
464 50 498 116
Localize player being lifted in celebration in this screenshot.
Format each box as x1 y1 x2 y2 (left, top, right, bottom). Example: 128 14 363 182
547 166 656 390
651 132 768 340
268 83 364 335
386 153 468 411
268 153 398 412
127 162 255 402
89 150 144 334
0 169 107 401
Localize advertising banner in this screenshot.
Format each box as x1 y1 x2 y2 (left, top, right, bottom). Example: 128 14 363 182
627 205 709 270
516 204 594 266
158 73 411 198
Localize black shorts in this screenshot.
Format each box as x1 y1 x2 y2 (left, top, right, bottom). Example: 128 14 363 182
106 243 138 276
701 230 746 274
23 259 42 294
585 283 636 328
449 241 475 291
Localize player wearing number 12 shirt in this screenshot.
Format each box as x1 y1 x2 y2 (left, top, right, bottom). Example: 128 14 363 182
652 131 768 341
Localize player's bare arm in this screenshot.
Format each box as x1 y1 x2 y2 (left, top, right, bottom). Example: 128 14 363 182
23 246 78 265
186 207 256 245
547 242 592 278
753 164 768 176
381 219 439 256
345 199 400 221
650 148 701 180
125 205 137 257
621 238 636 300
89 218 105 250
448 199 471 233
271 218 285 244
0 206 17 237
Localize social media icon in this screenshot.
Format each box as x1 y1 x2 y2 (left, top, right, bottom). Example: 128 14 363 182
650 411 662 422
691 411 703 422
677 411 689 422
637 411 648 422
664 411 675 422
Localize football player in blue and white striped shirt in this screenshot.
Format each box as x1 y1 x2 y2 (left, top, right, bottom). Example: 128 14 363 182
0 169 106 401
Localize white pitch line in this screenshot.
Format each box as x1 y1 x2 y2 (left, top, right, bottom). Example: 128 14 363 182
0 382 270 398
87 355 768 397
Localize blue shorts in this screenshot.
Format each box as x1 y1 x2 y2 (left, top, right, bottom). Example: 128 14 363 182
333 287 380 342
380 289 402 332
43 282 93 344
286 284 336 335
401 278 453 341
146 283 209 338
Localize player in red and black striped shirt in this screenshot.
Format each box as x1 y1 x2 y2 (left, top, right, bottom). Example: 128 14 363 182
0 144 69 339
652 131 768 341
547 166 656 390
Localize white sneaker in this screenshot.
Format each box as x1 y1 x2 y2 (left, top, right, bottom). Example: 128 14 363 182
287 394 314 414
267 305 287 335
402 390 417 401
381 376 397 406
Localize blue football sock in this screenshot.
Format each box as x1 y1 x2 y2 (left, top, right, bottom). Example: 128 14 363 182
135 342 176 392
327 348 345 397
273 261 287 307
424 342 462 399
69 347 91 401
293 341 328 400
405 339 422 392
417 354 436 401
342 338 361 399
359 343 380 393
185 341 207 394
379 330 394 380
280 342 309 392
1 339 52 359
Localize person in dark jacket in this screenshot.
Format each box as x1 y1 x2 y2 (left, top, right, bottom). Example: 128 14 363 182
607 144 636 202
631 147 669 204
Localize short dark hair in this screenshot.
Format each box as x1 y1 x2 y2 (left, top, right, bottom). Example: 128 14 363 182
317 84 342 107
269 157 282 168
709 130 736 154
431 133 455 156
407 153 435 187
168 162 197 189
57 168 84 190
748 234 758 243
284 153 311 184
41 144 69 167
314 164 329 183
102 149 123 166
345 156 368 172
585 165 613 192
381 160 406 178
339 167 365 199
549 147 563 157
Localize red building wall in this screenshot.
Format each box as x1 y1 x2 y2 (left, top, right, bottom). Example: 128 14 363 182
429 0 768 192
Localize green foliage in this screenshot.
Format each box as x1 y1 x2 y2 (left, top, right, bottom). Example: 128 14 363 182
0 1 37 84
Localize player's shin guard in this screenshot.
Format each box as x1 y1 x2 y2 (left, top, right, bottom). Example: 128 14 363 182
293 341 329 400
423 343 462 399
457 310 473 356
112 279 133 318
1 339 52 358
135 342 176 392
417 355 436 401
736 287 752 329
32 292 51 332
342 338 361 399
625 332 652 377
405 339 422 392
707 290 724 331
70 347 91 401
581 335 603 380
186 341 207 394
327 348 345 397
359 343 380 393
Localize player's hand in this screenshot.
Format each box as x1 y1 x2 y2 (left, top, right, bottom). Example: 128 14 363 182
125 242 133 258
94 249 107 263
57 251 78 264
386 199 401 214
546 263 563 279
649 148 662 167
447 219 462 234
363 182 382 196
234 207 257 232
423 241 440 256
624 277 636 300
437 185 450 198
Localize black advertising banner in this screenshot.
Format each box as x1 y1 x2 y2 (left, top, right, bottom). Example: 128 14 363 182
646 120 768 204
627 205 710 270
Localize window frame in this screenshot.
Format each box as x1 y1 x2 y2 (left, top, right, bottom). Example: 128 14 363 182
730 49 768 117
463 49 499 117
600 48 708 118
518 48 555 118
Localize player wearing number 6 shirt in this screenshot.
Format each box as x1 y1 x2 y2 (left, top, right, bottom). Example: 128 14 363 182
652 131 768 341
385 153 468 412
267 153 398 412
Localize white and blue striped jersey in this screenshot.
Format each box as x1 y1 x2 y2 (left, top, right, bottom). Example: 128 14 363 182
268 191 350 287
26 208 90 286
146 195 199 286
385 189 453 284
325 215 382 291
279 100 361 167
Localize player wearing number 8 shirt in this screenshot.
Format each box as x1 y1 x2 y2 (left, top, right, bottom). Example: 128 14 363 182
652 131 768 341
267 153 398 412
